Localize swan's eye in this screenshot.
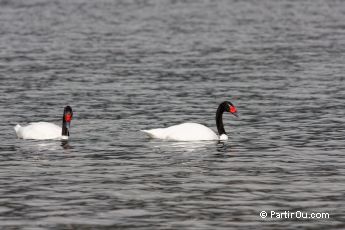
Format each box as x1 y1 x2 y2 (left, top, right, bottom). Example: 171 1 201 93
65 113 72 122
229 106 237 113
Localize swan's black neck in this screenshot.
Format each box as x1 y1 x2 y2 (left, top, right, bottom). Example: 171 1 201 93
62 120 69 136
216 102 228 135
61 106 73 137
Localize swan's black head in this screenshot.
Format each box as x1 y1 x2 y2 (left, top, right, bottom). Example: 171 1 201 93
62 106 73 136
223 101 238 117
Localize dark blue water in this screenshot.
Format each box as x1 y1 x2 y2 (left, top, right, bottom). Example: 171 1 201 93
1 0 345 229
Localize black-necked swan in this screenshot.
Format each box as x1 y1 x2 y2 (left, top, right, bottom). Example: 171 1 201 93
14 106 73 140
141 101 238 141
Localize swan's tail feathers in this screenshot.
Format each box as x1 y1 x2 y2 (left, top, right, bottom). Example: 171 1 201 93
140 130 155 138
14 124 21 132
140 129 165 139
14 124 22 138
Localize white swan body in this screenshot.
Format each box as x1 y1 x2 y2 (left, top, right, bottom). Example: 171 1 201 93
141 123 228 141
14 106 73 140
141 101 238 142
14 122 68 140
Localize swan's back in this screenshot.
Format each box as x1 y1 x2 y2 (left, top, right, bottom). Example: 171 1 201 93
15 122 61 140
141 123 219 141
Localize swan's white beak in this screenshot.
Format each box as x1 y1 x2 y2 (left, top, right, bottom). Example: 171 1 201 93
65 122 71 129
232 112 239 118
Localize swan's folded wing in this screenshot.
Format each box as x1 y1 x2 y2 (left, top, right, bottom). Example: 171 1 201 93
141 123 219 141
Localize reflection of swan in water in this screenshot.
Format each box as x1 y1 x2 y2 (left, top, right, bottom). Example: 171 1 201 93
61 140 73 150
216 141 233 153
35 142 62 151
17 140 73 152
151 140 218 152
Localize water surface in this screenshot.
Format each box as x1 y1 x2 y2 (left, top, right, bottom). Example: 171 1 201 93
0 0 345 229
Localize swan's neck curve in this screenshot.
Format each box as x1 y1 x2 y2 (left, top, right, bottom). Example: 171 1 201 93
216 102 227 136
62 121 69 136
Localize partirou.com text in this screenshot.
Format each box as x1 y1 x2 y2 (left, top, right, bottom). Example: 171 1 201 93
260 210 330 219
